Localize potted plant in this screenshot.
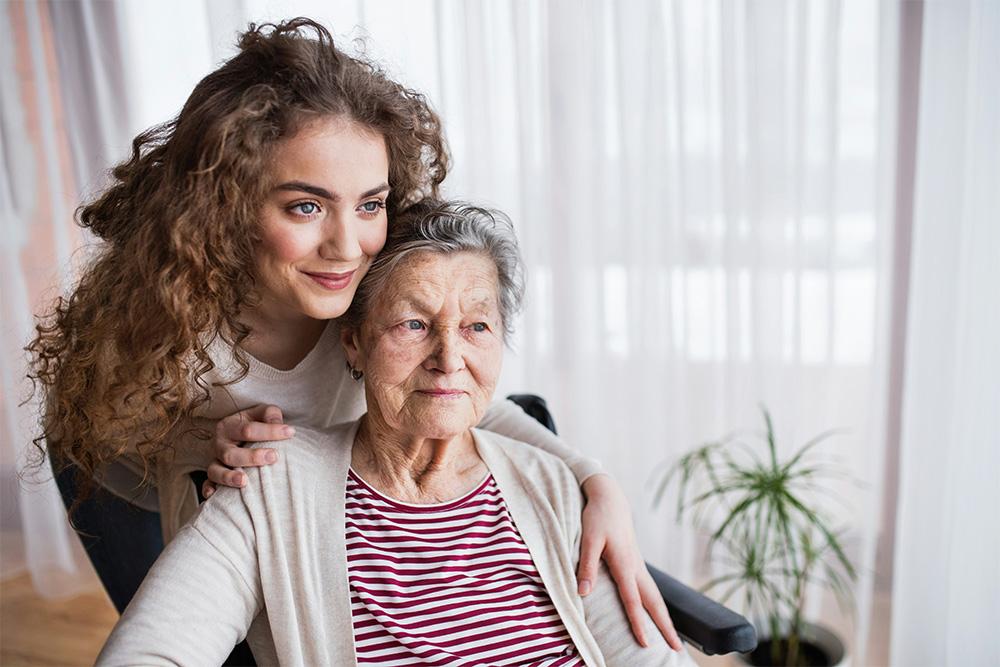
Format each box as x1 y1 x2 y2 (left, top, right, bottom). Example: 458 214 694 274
653 408 857 667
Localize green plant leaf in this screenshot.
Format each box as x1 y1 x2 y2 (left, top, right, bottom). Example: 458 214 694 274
652 406 860 635
781 489 857 580
781 427 848 475
710 491 764 543
760 405 778 471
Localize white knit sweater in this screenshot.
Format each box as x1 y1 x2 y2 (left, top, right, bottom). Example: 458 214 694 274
97 423 694 667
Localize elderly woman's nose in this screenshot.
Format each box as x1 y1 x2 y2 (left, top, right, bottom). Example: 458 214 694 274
319 212 362 261
425 328 465 373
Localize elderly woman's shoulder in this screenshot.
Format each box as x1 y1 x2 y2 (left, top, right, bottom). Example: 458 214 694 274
471 428 581 499
244 420 358 475
195 422 357 532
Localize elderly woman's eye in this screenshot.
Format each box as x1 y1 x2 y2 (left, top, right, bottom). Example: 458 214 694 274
470 322 488 333
403 320 425 331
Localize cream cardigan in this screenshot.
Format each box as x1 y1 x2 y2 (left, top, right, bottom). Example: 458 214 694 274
97 422 692 667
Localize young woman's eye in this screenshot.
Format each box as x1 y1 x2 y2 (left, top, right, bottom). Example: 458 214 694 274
290 201 321 217
360 200 386 215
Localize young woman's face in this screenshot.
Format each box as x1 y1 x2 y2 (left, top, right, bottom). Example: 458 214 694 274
255 117 390 322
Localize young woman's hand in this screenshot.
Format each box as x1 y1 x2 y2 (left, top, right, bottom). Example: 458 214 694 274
202 404 294 498
578 473 683 651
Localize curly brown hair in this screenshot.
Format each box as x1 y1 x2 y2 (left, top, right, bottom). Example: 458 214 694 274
27 18 449 507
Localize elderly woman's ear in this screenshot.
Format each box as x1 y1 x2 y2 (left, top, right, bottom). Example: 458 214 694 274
341 327 363 376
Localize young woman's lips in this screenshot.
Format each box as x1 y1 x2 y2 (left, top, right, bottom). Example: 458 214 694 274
303 270 355 291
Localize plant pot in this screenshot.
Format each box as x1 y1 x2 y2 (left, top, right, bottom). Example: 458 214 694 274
735 622 846 667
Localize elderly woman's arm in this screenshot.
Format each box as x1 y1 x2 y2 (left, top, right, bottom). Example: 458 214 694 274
96 492 262 666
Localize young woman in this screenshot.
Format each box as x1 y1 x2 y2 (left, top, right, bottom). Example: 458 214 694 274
29 17 678 656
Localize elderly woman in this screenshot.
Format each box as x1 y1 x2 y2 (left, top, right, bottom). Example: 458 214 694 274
97 200 695 666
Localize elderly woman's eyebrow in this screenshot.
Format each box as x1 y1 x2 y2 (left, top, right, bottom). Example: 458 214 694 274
389 295 434 315
388 292 496 316
463 295 497 314
274 181 390 201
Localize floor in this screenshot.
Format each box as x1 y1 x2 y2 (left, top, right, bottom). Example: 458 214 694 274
0 572 117 666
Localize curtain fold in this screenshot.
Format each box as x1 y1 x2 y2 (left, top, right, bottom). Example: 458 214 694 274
1 0 94 597
889 1 1000 665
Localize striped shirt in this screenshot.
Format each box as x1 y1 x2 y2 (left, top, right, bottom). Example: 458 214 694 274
345 469 585 666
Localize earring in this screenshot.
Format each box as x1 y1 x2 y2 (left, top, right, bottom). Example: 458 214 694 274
348 365 363 381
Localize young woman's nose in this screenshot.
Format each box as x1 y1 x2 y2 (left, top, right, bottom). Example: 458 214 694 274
319 209 362 262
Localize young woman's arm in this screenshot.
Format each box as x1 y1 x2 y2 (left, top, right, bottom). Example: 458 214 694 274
478 399 602 481
136 406 291 511
479 398 682 649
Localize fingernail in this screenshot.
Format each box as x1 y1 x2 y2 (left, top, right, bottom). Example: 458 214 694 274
282 426 295 437
266 451 277 464
578 580 592 596
205 488 214 498
238 474 246 486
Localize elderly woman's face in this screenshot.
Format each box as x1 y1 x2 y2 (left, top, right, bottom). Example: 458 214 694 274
346 251 504 439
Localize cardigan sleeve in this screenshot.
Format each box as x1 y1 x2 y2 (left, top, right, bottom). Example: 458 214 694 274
582 564 697 667
478 398 604 484
96 489 262 666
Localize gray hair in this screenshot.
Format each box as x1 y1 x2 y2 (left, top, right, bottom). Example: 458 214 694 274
341 199 525 339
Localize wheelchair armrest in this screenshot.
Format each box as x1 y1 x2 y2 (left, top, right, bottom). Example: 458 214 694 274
646 563 757 655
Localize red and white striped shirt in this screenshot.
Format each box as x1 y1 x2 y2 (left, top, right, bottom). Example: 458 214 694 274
345 469 584 666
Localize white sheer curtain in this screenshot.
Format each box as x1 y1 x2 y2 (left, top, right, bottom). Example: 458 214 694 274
889 1 1000 665
3 0 909 662
424 3 897 662
0 0 132 597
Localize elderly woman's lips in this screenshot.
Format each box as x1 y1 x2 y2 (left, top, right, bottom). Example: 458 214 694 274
418 389 465 397
303 270 355 290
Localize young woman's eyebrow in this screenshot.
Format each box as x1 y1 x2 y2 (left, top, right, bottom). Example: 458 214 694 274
274 181 390 201
360 183 391 198
275 181 335 200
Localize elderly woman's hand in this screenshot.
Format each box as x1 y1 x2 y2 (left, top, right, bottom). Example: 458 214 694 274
577 473 683 651
201 404 293 498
